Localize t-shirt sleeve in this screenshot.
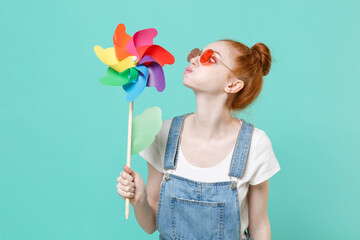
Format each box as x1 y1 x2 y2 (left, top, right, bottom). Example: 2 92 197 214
249 131 281 185
138 120 169 173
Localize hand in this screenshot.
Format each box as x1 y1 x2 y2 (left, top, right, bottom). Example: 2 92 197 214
116 165 146 206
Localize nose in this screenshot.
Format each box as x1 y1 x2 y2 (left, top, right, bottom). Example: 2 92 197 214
190 55 199 66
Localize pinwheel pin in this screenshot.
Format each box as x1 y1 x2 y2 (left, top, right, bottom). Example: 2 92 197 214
94 23 175 219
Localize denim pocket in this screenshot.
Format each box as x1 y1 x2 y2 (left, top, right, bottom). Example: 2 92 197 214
170 196 225 240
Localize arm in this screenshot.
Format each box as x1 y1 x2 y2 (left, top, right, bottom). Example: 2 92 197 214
133 162 164 234
248 180 271 240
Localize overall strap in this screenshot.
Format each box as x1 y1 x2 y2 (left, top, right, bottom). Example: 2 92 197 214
163 113 193 170
228 120 255 179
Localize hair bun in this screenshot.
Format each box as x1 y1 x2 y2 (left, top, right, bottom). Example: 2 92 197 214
250 43 272 76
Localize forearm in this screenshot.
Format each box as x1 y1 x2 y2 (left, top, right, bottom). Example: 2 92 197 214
249 218 271 240
132 191 157 234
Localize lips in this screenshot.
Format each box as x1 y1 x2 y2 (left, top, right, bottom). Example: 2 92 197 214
185 66 193 73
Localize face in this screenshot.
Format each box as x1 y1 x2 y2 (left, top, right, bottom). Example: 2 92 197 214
183 41 241 95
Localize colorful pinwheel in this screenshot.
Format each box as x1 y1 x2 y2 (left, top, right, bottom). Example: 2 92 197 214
94 23 175 102
93 23 175 220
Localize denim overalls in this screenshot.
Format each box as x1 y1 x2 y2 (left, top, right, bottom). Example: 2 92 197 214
156 113 254 240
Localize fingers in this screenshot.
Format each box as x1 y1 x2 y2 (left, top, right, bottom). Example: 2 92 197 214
117 188 135 199
118 178 135 187
123 165 134 180
120 184 135 194
124 165 131 172
117 182 135 193
116 170 135 200
117 171 133 182
116 174 134 186
123 165 134 175
116 166 138 201
116 181 135 192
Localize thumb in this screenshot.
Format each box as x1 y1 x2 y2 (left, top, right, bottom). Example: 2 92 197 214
124 165 134 175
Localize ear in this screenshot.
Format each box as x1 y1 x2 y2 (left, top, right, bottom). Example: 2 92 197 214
224 79 244 94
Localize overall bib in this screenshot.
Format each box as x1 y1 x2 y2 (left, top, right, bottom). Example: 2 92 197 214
156 113 254 240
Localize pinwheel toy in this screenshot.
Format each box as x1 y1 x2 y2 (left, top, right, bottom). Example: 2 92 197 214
94 23 175 219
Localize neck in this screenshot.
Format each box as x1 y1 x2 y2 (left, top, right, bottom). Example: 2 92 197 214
188 92 240 143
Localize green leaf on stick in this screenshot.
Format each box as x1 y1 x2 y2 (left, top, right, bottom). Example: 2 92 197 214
131 106 162 155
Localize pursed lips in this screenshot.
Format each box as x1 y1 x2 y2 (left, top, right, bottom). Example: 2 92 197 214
185 66 193 73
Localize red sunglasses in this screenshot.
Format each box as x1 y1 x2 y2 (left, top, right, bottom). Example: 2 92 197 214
187 48 236 76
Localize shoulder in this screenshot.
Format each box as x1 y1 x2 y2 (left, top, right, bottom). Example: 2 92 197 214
246 126 280 185
156 114 186 147
163 118 172 128
248 126 276 159
250 126 267 148
252 127 274 150
156 118 172 147
251 123 271 148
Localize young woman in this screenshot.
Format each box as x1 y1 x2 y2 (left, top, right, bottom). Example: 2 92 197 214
116 39 281 240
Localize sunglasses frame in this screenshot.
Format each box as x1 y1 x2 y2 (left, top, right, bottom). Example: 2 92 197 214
188 48 237 77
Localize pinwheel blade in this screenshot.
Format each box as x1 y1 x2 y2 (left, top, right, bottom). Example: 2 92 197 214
113 23 132 60
125 28 158 59
132 28 158 50
137 45 175 67
137 55 165 92
99 67 138 86
146 62 165 92
94 46 119 66
94 45 137 72
122 65 149 102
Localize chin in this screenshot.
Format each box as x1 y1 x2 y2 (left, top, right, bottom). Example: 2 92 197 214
182 74 195 89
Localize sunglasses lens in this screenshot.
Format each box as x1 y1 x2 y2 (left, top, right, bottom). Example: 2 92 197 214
187 48 200 62
200 49 214 64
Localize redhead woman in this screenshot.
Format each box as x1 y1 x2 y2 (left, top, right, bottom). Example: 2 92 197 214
116 39 281 240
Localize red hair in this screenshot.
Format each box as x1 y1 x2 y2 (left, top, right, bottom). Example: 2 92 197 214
219 39 272 112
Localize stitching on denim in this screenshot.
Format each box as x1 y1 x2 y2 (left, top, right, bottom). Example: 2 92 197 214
170 174 233 186
234 186 241 237
170 197 176 239
164 117 177 170
156 177 166 231
173 113 192 169
165 113 192 170
173 196 225 207
218 203 224 240
231 120 252 178
229 120 244 173
239 123 254 179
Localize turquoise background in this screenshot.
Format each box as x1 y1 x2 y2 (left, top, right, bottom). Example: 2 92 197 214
1 0 359 239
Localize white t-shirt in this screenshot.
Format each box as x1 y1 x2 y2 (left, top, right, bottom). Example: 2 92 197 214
139 118 281 240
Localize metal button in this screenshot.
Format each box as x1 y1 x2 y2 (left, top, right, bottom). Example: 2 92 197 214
230 181 237 190
165 173 170 181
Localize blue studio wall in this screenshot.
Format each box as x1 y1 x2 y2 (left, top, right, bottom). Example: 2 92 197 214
1 0 359 239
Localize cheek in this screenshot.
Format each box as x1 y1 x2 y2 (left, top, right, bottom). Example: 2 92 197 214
201 69 227 85
183 70 225 91
195 68 222 80
183 70 215 85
